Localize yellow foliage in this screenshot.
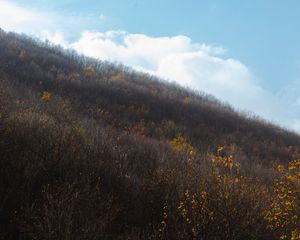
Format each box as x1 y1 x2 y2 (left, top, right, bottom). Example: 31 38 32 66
170 147 267 238
278 164 284 173
159 146 297 239
40 91 51 102
158 202 168 234
111 71 125 81
175 188 213 237
210 146 240 176
182 96 192 104
265 160 300 240
170 135 195 157
69 72 80 80
291 229 300 240
84 66 96 76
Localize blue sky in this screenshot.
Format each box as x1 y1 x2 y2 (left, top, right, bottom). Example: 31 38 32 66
1 0 300 131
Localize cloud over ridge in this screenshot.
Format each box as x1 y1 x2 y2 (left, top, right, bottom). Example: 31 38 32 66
1 0 300 132
67 30 282 123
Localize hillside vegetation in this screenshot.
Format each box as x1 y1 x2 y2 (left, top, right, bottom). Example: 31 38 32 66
0 29 299 239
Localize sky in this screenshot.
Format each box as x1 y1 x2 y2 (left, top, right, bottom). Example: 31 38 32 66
1 0 300 131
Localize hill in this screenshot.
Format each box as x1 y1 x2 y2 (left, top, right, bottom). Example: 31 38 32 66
0 29 299 239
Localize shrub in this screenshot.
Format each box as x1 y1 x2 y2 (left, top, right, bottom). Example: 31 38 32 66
265 160 300 240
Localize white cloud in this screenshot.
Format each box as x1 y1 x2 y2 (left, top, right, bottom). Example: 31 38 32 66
0 0 106 38
41 30 68 47
70 31 226 71
0 0 54 34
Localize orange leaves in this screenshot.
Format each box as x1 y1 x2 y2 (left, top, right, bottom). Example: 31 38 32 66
40 91 51 102
201 191 207 201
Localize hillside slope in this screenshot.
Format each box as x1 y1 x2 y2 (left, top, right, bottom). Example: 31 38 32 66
0 29 299 239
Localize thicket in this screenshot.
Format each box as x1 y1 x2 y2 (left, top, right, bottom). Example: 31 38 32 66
0 29 299 239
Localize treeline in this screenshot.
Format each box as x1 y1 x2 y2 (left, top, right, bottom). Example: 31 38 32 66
0 29 299 239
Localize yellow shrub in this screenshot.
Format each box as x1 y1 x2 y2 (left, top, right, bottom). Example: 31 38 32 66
40 91 51 102
166 146 268 239
265 160 300 240
170 135 195 158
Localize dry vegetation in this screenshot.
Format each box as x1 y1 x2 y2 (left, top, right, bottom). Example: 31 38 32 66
0 29 299 239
